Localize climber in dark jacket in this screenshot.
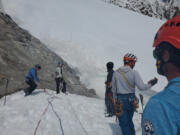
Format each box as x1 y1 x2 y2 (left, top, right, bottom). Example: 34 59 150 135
105 62 115 117
24 64 41 96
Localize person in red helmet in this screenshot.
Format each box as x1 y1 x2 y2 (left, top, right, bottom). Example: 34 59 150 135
112 53 158 135
142 15 180 135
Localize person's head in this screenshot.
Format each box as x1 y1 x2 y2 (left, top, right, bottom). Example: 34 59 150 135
123 53 137 69
152 15 180 79
106 62 114 71
35 64 41 71
57 61 63 67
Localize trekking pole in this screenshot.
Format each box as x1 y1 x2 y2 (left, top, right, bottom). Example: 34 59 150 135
4 79 9 106
139 94 144 111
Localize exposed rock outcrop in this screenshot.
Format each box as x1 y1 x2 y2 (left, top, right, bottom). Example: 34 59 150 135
103 0 180 20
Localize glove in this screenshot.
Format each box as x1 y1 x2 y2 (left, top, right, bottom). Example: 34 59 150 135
148 77 158 86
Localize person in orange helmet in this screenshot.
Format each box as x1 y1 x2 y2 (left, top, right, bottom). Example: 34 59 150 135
142 15 180 135
112 53 158 135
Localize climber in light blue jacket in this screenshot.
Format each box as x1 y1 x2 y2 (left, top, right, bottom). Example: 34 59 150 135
142 15 180 135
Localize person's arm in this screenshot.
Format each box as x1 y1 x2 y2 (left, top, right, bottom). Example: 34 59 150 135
31 69 40 82
142 98 176 135
134 71 151 90
112 72 117 100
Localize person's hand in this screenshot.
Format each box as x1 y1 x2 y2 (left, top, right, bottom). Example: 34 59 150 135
148 77 158 86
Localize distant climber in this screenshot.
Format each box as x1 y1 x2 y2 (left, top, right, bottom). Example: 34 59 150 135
55 62 66 94
105 62 115 117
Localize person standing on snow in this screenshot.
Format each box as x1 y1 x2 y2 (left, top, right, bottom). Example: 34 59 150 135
105 62 115 117
142 15 180 135
55 62 66 94
112 53 158 135
24 64 41 96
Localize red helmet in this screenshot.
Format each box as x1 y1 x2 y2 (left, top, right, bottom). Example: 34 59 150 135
153 15 180 49
124 53 137 63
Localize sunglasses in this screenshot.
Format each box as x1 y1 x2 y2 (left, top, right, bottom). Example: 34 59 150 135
153 47 163 59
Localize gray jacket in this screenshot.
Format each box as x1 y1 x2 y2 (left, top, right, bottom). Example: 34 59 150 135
112 65 152 99
55 66 62 78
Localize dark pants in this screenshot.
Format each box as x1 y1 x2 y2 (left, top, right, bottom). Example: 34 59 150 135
105 87 115 115
117 94 136 135
25 79 37 95
55 77 66 94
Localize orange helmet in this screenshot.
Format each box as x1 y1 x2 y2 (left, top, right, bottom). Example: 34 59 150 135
153 15 180 49
124 53 137 63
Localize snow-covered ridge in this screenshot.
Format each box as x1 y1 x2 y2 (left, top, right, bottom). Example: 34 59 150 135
103 0 180 20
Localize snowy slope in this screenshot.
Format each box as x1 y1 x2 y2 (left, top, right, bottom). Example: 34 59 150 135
0 89 150 135
2 0 167 98
0 89 124 135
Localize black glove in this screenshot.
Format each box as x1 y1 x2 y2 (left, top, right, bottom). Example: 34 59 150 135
148 77 158 86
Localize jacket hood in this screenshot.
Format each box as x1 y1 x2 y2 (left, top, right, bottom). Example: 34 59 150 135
117 65 131 73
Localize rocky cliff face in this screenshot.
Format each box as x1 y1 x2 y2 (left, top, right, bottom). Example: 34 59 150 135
0 13 96 98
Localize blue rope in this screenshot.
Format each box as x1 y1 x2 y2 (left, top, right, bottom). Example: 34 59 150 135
48 99 65 135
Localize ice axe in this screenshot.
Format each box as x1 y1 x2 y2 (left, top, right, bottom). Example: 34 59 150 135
4 78 9 106
139 94 144 111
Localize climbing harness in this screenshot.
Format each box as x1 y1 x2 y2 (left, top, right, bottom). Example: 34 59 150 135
115 100 123 122
118 68 139 110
